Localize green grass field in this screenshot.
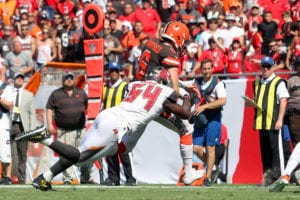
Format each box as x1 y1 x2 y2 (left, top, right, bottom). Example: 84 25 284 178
0 185 299 200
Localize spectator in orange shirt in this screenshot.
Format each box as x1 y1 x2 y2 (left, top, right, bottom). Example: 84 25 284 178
0 0 17 25
127 21 149 52
223 0 243 13
126 21 149 80
30 12 51 40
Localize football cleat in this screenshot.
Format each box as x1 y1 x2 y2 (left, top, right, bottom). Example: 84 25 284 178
202 178 212 187
183 168 205 185
32 174 52 191
269 175 289 192
15 126 49 143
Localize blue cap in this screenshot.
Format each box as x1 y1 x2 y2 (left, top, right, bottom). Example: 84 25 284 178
109 62 120 70
261 56 275 66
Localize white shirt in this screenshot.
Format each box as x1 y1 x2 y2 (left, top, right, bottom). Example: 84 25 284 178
224 26 245 48
0 83 14 122
109 78 123 88
198 29 223 50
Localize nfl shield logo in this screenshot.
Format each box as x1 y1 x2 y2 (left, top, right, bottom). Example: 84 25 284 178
89 43 96 53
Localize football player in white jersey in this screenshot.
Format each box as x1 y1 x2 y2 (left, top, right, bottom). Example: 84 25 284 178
16 69 204 191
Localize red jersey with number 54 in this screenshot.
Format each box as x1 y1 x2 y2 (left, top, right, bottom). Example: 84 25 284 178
135 38 180 80
115 81 176 130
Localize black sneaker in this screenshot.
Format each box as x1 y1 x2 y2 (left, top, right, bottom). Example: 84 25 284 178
0 177 12 185
32 174 52 191
80 180 97 184
103 178 120 186
15 126 49 143
125 179 137 186
203 178 212 187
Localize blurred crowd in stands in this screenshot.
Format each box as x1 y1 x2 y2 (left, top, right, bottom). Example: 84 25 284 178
0 0 299 81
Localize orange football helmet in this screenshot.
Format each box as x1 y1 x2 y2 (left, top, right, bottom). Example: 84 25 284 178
161 21 190 50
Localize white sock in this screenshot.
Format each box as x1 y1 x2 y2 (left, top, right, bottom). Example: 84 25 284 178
43 170 54 182
180 143 193 174
284 143 300 176
41 135 54 146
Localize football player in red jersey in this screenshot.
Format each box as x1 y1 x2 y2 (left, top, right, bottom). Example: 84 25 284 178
135 21 190 96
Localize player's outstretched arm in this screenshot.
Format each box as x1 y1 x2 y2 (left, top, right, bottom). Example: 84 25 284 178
164 95 191 119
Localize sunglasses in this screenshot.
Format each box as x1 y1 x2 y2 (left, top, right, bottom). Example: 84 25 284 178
64 75 74 80
261 63 273 69
209 21 218 24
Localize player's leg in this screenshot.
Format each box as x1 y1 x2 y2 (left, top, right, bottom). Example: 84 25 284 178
192 127 206 161
270 142 300 192
32 111 121 190
154 116 205 184
118 125 146 154
180 119 205 185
